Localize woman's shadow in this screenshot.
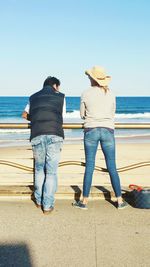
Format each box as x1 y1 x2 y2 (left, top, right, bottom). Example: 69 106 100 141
71 185 120 208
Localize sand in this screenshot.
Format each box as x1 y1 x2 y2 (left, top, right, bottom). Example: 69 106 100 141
0 141 150 188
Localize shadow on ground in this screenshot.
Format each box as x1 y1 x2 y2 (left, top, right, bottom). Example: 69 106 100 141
95 186 117 207
71 185 117 207
0 243 33 267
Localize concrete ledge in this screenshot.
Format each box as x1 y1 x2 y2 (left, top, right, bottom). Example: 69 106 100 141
0 185 128 200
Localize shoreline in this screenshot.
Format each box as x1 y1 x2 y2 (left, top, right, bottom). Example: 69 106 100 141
0 134 150 147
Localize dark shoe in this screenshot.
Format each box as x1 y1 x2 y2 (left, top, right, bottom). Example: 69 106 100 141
118 201 128 210
35 203 42 209
72 201 88 210
32 198 41 209
43 207 54 215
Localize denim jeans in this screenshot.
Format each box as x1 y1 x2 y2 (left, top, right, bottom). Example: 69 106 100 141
31 135 63 210
83 127 121 198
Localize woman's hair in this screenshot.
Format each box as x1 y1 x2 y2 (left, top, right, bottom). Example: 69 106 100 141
90 77 109 93
43 76 60 87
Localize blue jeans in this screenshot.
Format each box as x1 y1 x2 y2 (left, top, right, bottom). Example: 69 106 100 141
83 127 121 198
31 135 63 210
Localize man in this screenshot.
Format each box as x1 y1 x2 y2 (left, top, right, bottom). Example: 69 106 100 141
22 76 65 215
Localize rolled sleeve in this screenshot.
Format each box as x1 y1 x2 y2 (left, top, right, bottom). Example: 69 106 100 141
24 103 30 113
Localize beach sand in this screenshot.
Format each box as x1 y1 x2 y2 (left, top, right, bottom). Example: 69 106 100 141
0 141 150 189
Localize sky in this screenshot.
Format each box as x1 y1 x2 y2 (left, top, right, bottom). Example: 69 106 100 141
0 0 150 96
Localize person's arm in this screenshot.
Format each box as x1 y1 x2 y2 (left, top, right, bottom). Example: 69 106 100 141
112 95 116 117
80 93 86 119
22 103 30 121
63 97 66 117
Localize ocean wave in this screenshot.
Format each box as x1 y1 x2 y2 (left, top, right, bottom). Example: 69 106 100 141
115 112 150 119
64 110 80 118
1 111 150 120
64 111 150 119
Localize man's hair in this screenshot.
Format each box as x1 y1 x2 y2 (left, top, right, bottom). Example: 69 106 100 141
43 76 60 87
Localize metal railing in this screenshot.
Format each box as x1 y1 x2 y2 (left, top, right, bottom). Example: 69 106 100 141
0 122 150 129
0 123 150 174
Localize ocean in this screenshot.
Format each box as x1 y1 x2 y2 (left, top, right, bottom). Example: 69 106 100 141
0 96 150 145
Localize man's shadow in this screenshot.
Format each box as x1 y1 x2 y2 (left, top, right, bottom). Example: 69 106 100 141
71 185 82 202
30 159 46 203
0 243 33 267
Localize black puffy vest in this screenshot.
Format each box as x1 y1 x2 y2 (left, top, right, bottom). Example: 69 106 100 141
29 86 65 140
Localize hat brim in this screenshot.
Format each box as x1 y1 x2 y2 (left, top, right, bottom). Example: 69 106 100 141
85 70 111 87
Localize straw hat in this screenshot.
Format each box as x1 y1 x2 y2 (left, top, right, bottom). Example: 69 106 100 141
85 66 111 87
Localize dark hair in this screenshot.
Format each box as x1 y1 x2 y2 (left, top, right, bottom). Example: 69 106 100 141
90 77 109 93
43 76 60 87
90 77 100 87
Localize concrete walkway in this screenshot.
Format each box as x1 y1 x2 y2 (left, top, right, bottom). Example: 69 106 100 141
0 199 150 267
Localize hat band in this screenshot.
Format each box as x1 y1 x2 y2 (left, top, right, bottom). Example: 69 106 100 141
97 76 110 80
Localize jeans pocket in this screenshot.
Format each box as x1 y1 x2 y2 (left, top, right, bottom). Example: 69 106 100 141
31 137 41 146
51 136 63 144
84 128 96 137
84 128 94 133
104 127 114 134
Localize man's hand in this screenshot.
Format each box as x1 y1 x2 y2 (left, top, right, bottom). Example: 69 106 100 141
22 111 28 120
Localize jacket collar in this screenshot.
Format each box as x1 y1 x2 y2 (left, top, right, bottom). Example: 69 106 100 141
42 85 59 94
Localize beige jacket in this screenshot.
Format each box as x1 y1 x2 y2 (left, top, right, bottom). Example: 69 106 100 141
80 86 116 129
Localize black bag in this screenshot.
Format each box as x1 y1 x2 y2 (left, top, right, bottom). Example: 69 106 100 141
129 184 150 209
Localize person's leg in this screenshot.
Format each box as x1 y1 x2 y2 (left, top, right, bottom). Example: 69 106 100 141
31 135 46 206
82 128 99 204
100 128 125 205
42 135 63 211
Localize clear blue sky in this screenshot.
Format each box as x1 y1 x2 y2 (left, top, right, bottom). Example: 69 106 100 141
0 0 150 96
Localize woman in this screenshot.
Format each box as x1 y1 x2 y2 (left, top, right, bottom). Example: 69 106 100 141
73 66 128 210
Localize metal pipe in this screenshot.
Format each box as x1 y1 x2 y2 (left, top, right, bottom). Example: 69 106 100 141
0 123 150 129
0 160 150 173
